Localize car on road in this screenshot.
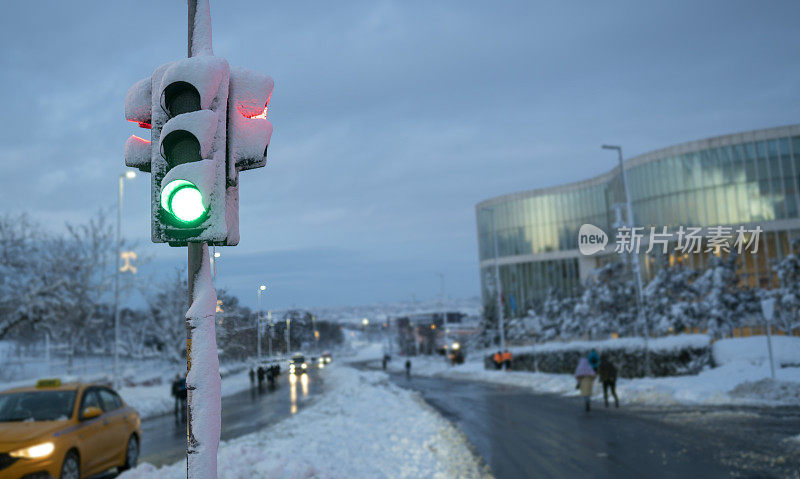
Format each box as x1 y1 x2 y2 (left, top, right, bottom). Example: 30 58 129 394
0 378 142 479
321 352 332 364
288 355 308 375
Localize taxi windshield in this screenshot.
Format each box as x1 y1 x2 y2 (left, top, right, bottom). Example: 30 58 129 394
0 390 77 422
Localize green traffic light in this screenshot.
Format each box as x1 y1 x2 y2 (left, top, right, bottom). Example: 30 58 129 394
161 179 206 225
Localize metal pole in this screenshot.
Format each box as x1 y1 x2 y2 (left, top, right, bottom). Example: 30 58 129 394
766 321 776 379
286 317 291 354
312 315 318 353
257 289 262 361
437 272 449 358
113 174 123 389
186 5 197 478
267 311 272 357
603 145 649 376
186 241 202 476
488 208 506 350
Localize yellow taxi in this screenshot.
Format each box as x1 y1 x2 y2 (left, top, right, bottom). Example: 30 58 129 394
0 379 142 479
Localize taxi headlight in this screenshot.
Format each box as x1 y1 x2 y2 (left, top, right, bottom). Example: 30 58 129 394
10 442 55 459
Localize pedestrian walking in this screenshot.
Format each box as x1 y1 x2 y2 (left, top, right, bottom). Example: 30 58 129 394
574 355 596 412
587 349 600 371
248 368 255 387
502 349 513 371
170 374 182 421
405 359 412 378
177 376 187 422
493 351 503 370
257 366 265 390
597 356 619 408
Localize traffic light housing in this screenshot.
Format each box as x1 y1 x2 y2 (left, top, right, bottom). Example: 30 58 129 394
125 56 273 246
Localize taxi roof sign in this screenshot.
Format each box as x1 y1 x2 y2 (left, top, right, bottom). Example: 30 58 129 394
36 379 61 388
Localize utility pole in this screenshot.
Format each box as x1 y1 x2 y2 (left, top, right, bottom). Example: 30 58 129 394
436 272 449 357
257 285 266 361
484 207 506 350
267 310 273 357
602 145 649 376
113 171 135 389
285 316 291 354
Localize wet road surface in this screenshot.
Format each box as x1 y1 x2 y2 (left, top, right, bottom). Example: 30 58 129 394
388 372 800 479
91 367 325 478
139 368 325 467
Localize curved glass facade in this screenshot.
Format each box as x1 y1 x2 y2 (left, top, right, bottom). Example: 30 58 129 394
477 125 800 317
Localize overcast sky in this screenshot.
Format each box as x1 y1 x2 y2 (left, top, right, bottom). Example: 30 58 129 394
2 1 799 309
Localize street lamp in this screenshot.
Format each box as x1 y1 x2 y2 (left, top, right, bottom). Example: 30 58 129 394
481 206 506 350
435 272 448 359
113 171 136 390
602 144 649 375
257 284 266 361
211 250 221 279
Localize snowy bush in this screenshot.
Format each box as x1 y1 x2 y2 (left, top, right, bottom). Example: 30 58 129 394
485 335 712 378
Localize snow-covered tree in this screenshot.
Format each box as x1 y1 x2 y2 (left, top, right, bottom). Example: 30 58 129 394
643 257 700 335
572 262 638 338
771 238 800 334
146 268 189 363
693 253 758 338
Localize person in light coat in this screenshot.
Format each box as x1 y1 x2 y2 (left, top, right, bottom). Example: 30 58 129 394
574 355 597 412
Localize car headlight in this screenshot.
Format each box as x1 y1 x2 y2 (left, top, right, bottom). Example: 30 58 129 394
301 363 307 369
10 442 55 459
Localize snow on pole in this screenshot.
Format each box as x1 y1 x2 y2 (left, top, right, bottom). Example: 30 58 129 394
186 242 221 478
190 0 214 57
186 2 219 479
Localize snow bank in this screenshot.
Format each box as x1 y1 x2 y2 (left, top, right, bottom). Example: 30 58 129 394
522 334 710 354
497 335 712 378
120 366 489 479
713 336 800 367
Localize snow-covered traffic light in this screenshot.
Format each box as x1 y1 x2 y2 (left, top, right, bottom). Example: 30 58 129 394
124 57 273 246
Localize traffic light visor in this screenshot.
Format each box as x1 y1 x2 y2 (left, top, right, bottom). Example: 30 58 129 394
161 179 206 224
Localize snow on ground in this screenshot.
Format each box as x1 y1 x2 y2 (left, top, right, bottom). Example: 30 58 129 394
120 365 490 479
378 336 800 407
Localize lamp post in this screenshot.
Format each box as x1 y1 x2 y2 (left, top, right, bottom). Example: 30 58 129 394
211 249 221 280
257 284 266 361
267 310 273 358
482 207 506 350
436 272 449 356
286 315 291 354
602 144 649 376
113 170 136 390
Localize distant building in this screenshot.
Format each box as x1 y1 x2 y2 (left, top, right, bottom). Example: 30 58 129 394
476 125 800 317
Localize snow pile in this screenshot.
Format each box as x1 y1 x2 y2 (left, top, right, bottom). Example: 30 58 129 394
728 378 800 403
524 334 710 354
120 366 489 479
713 336 800 367
497 335 712 378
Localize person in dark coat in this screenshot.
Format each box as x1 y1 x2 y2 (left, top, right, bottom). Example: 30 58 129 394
171 374 182 420
176 376 187 422
405 359 412 378
257 366 265 390
249 368 256 387
597 357 619 408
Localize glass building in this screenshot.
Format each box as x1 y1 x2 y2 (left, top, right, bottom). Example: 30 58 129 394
476 125 800 317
